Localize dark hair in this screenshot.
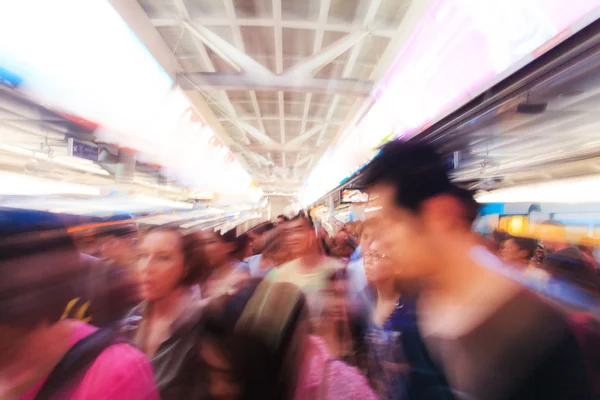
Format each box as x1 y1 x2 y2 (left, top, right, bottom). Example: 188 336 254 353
276 215 289 222
142 227 208 286
234 233 252 260
198 280 308 400
249 222 275 237
507 236 539 260
451 186 480 224
291 215 314 228
0 222 81 327
363 141 453 212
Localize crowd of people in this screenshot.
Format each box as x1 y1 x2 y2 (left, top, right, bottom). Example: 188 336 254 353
1 141 600 399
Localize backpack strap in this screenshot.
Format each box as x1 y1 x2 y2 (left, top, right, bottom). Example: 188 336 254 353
34 328 120 400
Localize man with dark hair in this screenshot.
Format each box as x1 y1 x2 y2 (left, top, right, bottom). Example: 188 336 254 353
266 217 343 316
362 140 591 399
275 214 289 226
247 221 275 255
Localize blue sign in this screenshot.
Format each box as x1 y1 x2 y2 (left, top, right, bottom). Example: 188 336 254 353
0 66 22 88
69 138 99 161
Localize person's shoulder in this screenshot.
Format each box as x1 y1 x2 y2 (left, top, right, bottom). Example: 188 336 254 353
322 256 345 270
85 341 159 399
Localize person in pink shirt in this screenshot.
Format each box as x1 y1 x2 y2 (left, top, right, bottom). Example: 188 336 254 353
0 210 159 400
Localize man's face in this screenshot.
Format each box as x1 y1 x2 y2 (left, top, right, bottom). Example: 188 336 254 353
247 232 263 254
102 234 135 264
367 184 440 280
282 219 315 257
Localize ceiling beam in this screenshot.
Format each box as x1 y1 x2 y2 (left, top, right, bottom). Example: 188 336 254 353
217 115 345 124
278 91 286 167
178 72 373 96
285 123 328 147
240 143 316 152
150 18 397 37
183 21 271 76
283 30 369 77
234 120 279 145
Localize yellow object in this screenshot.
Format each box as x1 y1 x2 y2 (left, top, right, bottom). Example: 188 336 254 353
499 216 528 235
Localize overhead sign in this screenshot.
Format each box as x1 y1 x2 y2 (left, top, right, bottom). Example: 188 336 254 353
68 138 99 162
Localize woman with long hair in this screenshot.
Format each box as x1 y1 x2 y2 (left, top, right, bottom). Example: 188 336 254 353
122 227 207 399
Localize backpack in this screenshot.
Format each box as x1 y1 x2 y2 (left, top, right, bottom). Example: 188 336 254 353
34 328 121 400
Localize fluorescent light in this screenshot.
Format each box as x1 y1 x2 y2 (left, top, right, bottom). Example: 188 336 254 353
0 143 34 156
476 175 600 203
0 173 100 196
181 214 232 229
134 195 194 210
51 156 110 176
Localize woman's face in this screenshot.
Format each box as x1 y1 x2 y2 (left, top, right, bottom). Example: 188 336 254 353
322 279 348 322
364 240 395 283
137 230 185 301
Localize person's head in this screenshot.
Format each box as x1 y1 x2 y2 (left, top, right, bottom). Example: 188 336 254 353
322 269 351 322
538 220 568 253
363 141 477 279
197 280 308 400
247 222 275 254
137 227 205 301
235 234 253 260
195 229 239 269
262 230 291 267
345 222 356 235
360 217 380 250
0 209 82 343
274 215 289 226
500 236 538 266
364 239 396 284
281 216 317 258
97 215 138 265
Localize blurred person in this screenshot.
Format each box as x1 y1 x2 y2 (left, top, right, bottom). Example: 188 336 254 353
245 222 276 276
122 227 207 399
346 218 379 294
247 228 291 277
266 216 344 316
578 236 599 271
234 233 254 261
357 238 423 400
195 230 250 298
246 222 275 255
500 236 538 269
194 279 377 400
363 141 591 400
0 210 159 400
275 214 289 226
98 214 139 268
491 229 510 254
329 229 357 260
540 221 599 292
64 221 141 328
314 270 363 366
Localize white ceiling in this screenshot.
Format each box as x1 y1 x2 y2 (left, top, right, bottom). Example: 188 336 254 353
133 0 417 194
